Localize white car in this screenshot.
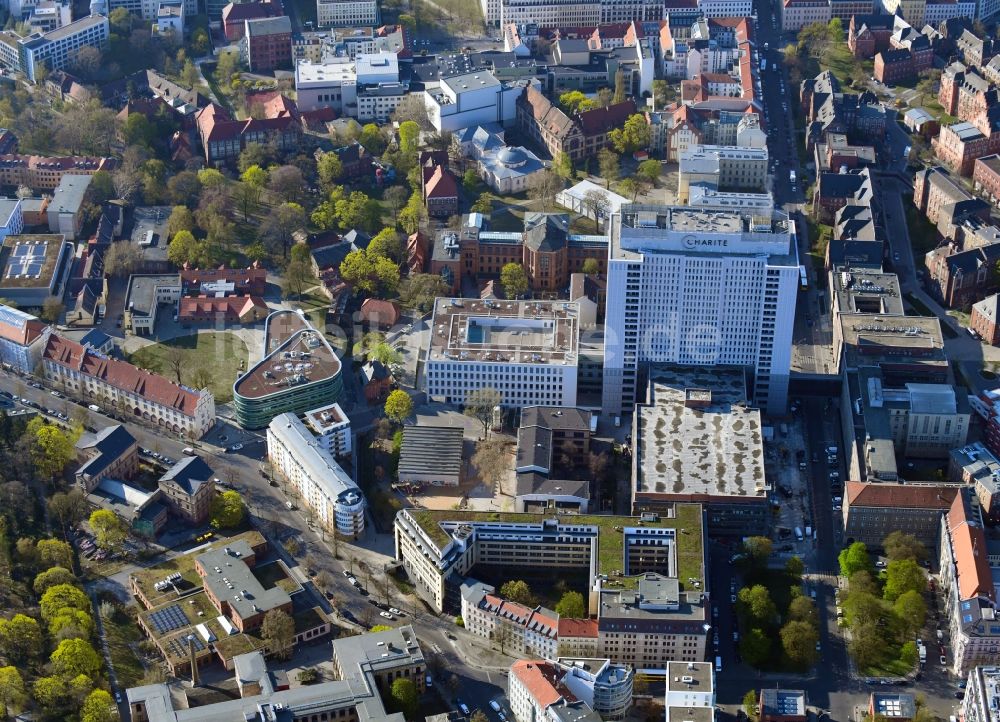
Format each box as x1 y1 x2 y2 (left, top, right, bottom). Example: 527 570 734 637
389 607 402 615
379 611 394 619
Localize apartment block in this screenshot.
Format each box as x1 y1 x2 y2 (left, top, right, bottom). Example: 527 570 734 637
664 663 715 722
843 481 958 550
42 334 216 439
974 155 1000 208
242 16 292 72
158 455 215 524
316 0 378 27
961 666 1000 722
0 303 49 373
602 204 798 416
267 413 365 537
424 298 580 408
781 0 831 31
950 442 1000 522
301 402 352 457
0 14 109 82
677 144 768 203
0 154 113 191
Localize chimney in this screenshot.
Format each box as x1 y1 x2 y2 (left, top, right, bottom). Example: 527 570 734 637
188 635 199 686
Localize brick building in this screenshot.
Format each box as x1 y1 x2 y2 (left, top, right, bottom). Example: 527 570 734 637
195 540 292 633
843 481 958 550
195 97 301 166
971 294 1000 344
221 0 282 41
848 14 895 58
242 15 291 72
974 154 1000 208
925 242 1000 308
158 455 215 524
421 164 458 218
875 48 917 84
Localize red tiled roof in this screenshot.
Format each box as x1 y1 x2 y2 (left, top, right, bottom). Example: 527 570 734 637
556 618 598 638
0 316 45 347
510 661 569 709
576 99 637 135
845 481 958 509
424 165 458 200
180 266 267 295
178 295 268 321
359 298 400 326
43 335 206 416
947 491 995 602
222 0 281 25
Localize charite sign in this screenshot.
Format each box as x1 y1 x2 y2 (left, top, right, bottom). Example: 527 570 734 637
682 236 729 248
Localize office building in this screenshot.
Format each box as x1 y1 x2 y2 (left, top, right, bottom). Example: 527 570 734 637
0 198 23 245
508 660 605 722
316 0 379 27
267 413 365 537
123 274 182 336
301 402 352 457
424 71 525 133
843 481 958 550
424 298 580 408
677 144 769 203
242 15 292 72
195 540 292 632
868 694 917 722
665 662 715 722
42 334 216 439
294 57 357 114
47 173 92 240
759 689 807 722
603 204 799 416
0 303 49 373
75 424 139 492
632 367 769 536
0 233 74 307
234 310 343 429
515 406 592 514
950 442 1000 523
0 14 109 82
781 0 832 31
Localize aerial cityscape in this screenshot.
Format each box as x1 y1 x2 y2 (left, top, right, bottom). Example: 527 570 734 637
1 0 1000 719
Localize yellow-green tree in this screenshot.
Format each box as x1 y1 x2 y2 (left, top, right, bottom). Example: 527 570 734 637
89 509 128 552
49 638 102 679
26 417 76 479
81 688 116 722
210 490 245 529
384 390 413 424
0 666 26 719
0 614 42 663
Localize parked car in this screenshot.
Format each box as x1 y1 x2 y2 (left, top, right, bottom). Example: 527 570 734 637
379 611 394 619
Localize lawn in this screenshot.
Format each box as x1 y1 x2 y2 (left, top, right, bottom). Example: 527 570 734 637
903 200 941 255
128 332 249 404
254 561 302 594
103 609 145 688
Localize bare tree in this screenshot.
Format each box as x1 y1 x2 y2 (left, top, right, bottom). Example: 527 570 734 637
103 241 142 278
528 169 563 211
112 147 144 202
493 622 513 654
472 438 510 493
464 387 502 439
582 189 611 232
163 345 184 384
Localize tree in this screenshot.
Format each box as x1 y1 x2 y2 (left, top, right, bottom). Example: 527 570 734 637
0 667 26 719
471 192 493 214
163 344 184 383
555 591 586 618
849 570 880 597
261 609 295 660
499 580 534 605
40 297 64 323
49 637 101 678
463 168 479 192
317 152 343 188
839 542 871 578
883 559 925 602
340 250 376 293
197 168 226 189
553 151 573 180
369 342 402 367
788 596 818 627
373 256 400 295
399 273 449 313
597 149 620 189
167 170 201 206
89 171 115 205
81 688 115 722
582 188 611 232
166 205 195 240
528 169 562 211
268 165 306 204
618 177 639 202
581 258 600 275
883 531 927 563
742 690 758 722
260 202 307 258
739 627 770 667
738 584 777 625
210 490 245 529
500 262 528 299
384 390 413 425
359 124 387 155
368 227 404 263
398 120 421 156
612 67 627 104
899 640 919 667
103 240 142 278
33 566 76 595
472 438 509 494
786 555 805 579
48 609 94 641
40 583 90 622
0 614 42 663
389 677 419 719
29 419 75 478
893 590 926 637
637 159 661 187
384 185 410 223
37 538 74 569
559 90 593 114
849 622 885 669
780 620 819 667
283 256 315 300
742 536 773 565
167 229 202 267
465 387 502 438
89 509 127 552
609 114 651 155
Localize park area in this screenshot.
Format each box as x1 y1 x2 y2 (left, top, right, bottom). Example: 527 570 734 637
128 332 249 403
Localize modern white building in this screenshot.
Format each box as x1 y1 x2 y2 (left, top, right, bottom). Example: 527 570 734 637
677 144 769 203
697 0 754 15
294 57 357 114
355 51 398 86
962 666 1000 722
25 1 73 34
267 412 365 538
316 0 378 27
356 83 407 122
301 402 352 457
424 298 580 409
509 659 630 722
424 71 526 133
499 0 601 29
106 0 195 20
0 14 109 82
664 662 715 722
154 0 184 35
0 199 24 244
602 204 799 416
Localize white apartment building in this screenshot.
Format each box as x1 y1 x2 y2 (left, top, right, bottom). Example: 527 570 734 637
25 1 72 34
356 83 407 122
664 662 715 722
677 144 769 203
940 488 1000 678
107 0 195 20
41 334 216 439
500 0 601 29
302 402 352 457
509 659 629 722
781 0 832 31
962 667 1000 722
602 204 798 416
557 657 633 720
7 14 109 82
294 58 357 114
154 1 184 35
481 0 502 25
424 298 580 409
424 71 525 133
697 0 753 15
316 0 378 27
0 199 24 244
267 413 365 538
0 304 50 373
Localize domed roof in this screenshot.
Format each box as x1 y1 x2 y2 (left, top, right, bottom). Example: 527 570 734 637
497 146 526 167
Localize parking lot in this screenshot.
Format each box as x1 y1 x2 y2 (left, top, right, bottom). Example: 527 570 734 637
130 206 172 249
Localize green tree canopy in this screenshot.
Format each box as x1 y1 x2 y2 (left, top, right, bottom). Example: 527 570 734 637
0 666 26 719
788 596 818 627
609 114 651 155
558 90 594 114
780 619 818 667
210 490 245 529
742 536 773 565
839 542 871 578
317 152 343 188
786 556 805 579
261 608 295 660
81 688 116 722
40 583 91 622
500 262 528 299
89 509 128 552
883 531 928 563
555 591 586 618
883 559 925 602
49 638 102 679
739 627 770 667
0 614 42 663
738 584 777 626
893 590 926 637
368 227 404 263
398 120 420 155
48 608 95 641
34 566 76 595
37 538 74 569
637 159 661 186
26 417 75 478
390 677 419 718
384 390 413 424
499 579 534 606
